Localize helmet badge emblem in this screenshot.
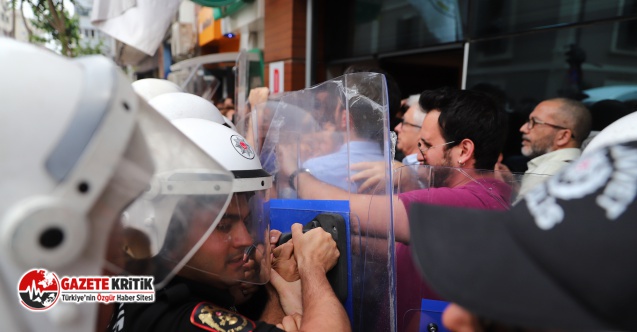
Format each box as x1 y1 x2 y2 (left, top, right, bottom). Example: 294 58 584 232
231 135 255 160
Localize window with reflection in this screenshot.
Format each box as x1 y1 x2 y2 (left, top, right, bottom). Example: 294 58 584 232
470 0 637 38
325 0 466 60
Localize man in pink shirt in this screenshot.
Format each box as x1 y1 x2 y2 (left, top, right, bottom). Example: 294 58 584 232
393 88 510 331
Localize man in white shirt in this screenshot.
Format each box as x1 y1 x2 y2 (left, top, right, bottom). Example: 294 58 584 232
396 94 427 165
517 98 592 200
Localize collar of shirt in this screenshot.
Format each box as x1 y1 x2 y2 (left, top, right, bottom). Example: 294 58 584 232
336 140 383 154
402 153 419 165
528 148 582 171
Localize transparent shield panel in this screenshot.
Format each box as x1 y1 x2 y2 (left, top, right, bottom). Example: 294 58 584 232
234 51 265 149
235 50 250 127
349 178 396 332
260 73 395 331
262 72 392 197
393 164 549 332
235 50 264 128
167 64 220 98
107 101 235 289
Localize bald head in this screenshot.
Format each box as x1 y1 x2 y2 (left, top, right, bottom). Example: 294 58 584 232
546 98 592 146
521 98 592 157
395 94 427 155
406 94 427 126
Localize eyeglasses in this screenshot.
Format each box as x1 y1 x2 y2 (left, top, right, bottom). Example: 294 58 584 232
399 119 422 129
417 140 456 157
525 117 575 138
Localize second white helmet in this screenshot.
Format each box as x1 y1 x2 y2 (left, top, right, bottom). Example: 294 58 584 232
149 92 226 125
132 78 183 101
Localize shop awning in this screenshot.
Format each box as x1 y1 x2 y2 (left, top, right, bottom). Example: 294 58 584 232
191 0 251 20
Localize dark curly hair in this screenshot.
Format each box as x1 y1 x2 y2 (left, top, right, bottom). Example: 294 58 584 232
419 87 508 170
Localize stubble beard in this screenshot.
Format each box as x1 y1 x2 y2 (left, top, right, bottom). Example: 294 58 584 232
521 134 553 159
431 149 455 188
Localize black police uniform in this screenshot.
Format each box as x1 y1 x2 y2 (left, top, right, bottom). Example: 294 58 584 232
107 276 283 332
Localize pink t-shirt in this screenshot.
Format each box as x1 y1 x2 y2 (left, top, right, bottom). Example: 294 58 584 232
396 178 511 331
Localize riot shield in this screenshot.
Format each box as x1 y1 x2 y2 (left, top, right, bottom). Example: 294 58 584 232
166 61 219 98
262 73 392 196
261 73 396 331
167 52 259 98
393 164 549 332
234 49 264 125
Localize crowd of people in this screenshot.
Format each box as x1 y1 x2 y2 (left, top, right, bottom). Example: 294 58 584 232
236 63 637 332
2 35 637 332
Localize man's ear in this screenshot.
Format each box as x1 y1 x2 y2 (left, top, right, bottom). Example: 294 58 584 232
457 138 475 165
341 111 351 129
554 129 573 147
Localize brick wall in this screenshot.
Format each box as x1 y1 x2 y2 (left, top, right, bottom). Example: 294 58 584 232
264 0 307 92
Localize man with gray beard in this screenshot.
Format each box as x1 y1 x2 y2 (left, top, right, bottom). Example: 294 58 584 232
517 98 592 201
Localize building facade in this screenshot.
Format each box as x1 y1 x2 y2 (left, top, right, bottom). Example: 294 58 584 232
76 0 116 59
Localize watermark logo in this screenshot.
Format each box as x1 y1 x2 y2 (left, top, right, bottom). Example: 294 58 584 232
18 269 60 311
17 269 155 311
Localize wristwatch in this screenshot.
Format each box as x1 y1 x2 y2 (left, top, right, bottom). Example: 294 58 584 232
288 168 311 190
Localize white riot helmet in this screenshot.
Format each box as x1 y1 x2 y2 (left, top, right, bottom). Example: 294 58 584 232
126 92 257 281
148 91 237 130
132 78 183 101
149 93 270 191
148 92 227 126
0 39 233 332
166 118 272 284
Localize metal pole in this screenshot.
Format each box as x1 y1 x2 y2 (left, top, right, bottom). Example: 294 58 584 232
305 0 313 88
461 42 470 90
